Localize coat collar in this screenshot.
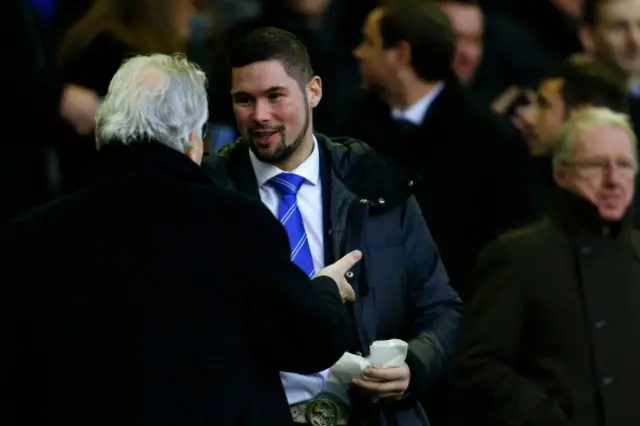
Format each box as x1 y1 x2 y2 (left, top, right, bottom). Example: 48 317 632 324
552 188 635 242
96 141 212 186
204 134 416 213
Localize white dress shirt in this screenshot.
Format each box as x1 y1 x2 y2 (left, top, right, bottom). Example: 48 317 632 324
391 82 444 125
248 136 328 405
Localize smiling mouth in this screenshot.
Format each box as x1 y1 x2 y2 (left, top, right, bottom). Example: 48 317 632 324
251 130 279 145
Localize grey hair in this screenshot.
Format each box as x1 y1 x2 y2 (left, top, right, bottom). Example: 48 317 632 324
552 107 637 167
95 53 208 153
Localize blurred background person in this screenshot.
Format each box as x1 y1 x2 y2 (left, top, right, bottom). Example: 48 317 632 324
475 0 583 109
0 0 99 224
435 0 484 85
344 0 534 302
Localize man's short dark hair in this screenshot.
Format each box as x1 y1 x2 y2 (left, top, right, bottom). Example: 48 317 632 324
229 27 314 88
379 1 455 82
542 57 628 114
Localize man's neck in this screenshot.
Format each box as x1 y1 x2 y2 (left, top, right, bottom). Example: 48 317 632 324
275 135 315 172
388 78 441 111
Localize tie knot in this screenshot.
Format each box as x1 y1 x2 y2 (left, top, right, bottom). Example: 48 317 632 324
269 172 306 195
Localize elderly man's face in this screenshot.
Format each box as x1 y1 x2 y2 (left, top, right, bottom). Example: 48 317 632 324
555 124 637 221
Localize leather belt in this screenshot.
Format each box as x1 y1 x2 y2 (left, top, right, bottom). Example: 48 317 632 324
290 393 349 425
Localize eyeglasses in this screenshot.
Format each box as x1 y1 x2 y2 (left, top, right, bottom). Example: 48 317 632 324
563 158 638 177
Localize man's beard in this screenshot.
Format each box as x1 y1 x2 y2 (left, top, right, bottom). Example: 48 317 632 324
246 103 311 165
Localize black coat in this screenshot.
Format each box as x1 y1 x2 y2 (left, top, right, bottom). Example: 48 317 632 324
341 82 536 301
0 142 352 426
203 135 463 426
453 189 640 426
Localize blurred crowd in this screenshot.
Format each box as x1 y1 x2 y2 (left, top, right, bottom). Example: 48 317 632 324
6 0 640 223
3 0 640 425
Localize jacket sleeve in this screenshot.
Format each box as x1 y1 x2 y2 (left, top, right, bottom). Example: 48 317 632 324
240 201 352 374
400 197 464 398
451 239 570 426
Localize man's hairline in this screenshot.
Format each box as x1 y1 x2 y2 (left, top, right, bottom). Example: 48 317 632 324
230 57 314 92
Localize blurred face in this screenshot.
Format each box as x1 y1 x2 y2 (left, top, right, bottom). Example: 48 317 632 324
585 0 640 77
231 60 322 170
555 125 637 221
287 0 331 17
353 8 397 90
439 2 484 84
520 78 567 155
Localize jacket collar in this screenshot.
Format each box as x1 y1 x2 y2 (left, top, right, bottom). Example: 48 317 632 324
552 188 635 242
204 134 416 213
96 141 212 186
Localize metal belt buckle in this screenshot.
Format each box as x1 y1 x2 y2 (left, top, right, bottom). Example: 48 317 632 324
305 394 342 426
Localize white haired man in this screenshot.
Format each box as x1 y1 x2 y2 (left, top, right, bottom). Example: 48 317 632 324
0 54 363 426
453 108 640 426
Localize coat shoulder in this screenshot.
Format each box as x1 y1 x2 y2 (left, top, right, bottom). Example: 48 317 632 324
495 218 554 247
632 229 640 250
480 218 564 261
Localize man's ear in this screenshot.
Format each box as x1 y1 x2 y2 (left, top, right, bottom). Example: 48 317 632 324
393 40 412 68
553 163 568 187
579 25 596 54
186 130 204 165
307 76 323 109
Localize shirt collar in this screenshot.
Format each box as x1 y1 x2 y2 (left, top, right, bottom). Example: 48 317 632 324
391 82 444 125
249 135 321 188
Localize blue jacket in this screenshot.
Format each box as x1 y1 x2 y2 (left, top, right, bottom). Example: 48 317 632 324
203 134 463 425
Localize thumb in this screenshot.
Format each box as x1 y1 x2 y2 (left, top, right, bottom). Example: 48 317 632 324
335 250 363 273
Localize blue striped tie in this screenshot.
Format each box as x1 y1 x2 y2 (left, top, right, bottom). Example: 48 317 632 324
269 173 315 278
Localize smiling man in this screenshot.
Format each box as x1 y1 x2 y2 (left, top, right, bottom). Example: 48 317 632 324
203 26 462 426
453 107 640 426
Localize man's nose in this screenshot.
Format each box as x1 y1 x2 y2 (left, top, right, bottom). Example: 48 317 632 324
251 99 271 123
603 165 625 186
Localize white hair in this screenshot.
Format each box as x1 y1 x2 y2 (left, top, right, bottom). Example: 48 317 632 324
95 53 208 153
552 107 637 167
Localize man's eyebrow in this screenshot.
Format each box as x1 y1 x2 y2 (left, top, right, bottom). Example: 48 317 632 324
231 86 289 97
264 86 289 93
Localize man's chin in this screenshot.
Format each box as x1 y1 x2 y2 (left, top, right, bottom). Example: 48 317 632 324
249 143 280 164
